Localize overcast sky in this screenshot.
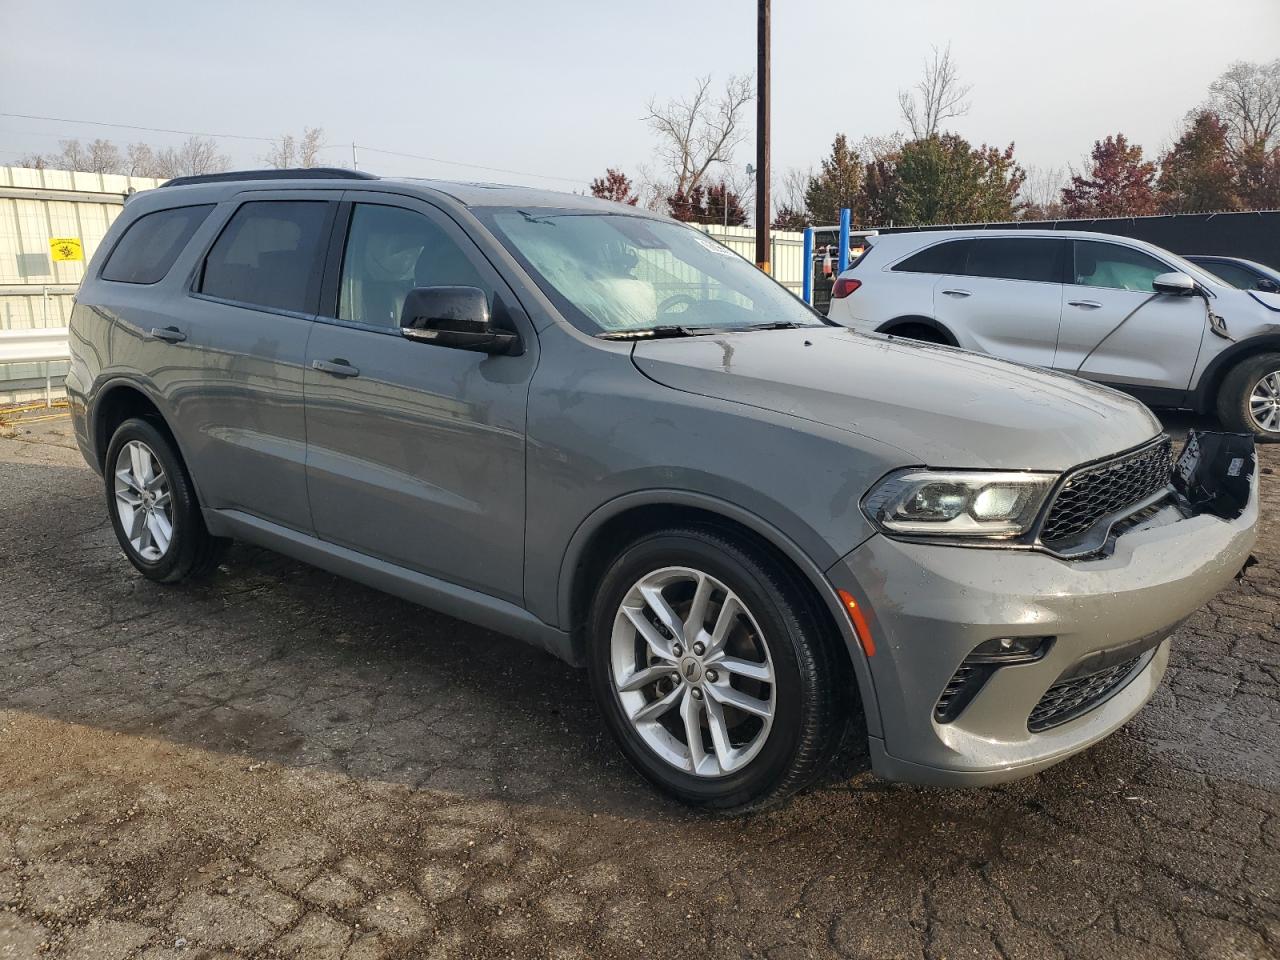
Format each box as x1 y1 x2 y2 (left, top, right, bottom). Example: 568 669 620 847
3 0 1278 194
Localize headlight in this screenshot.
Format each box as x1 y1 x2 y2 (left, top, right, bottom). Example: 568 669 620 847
863 469 1058 538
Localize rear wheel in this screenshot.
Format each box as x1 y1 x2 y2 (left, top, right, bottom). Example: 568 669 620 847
586 526 849 813
884 322 947 345
104 417 226 582
1217 352 1280 441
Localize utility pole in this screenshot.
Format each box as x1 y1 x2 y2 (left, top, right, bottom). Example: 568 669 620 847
352 142 359 171
754 0 771 273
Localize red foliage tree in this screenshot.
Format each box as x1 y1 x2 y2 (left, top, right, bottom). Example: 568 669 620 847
589 168 639 205
1062 134 1159 217
667 182 747 225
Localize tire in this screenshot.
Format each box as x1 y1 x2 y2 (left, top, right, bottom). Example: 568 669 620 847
884 323 947 345
1216 352 1280 441
586 526 851 813
104 417 227 582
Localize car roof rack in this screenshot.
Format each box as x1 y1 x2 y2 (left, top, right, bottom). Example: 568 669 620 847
161 168 378 188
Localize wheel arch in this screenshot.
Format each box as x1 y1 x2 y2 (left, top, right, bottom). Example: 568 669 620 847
1192 335 1280 414
874 315 958 346
558 491 883 738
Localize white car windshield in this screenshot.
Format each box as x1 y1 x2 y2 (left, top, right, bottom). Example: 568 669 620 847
480 209 824 336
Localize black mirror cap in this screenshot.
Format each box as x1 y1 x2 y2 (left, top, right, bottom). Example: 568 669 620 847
1257 279 1280 294
400 286 520 355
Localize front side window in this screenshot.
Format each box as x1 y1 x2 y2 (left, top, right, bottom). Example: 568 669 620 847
338 204 490 328
477 210 822 334
964 238 1064 283
1072 241 1168 293
101 204 214 284
199 201 330 313
1195 261 1257 290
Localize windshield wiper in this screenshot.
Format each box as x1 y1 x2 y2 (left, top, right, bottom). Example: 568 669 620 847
597 325 722 341
735 320 809 331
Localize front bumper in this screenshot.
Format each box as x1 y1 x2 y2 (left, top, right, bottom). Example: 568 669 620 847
827 469 1258 786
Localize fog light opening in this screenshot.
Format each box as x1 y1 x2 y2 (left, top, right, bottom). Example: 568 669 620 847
966 636 1052 665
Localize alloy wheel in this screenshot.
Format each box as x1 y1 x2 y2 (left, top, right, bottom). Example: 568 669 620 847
113 440 174 561
609 566 776 777
1250 370 1280 434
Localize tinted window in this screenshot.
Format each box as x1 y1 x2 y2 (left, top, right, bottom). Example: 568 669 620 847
1194 260 1257 290
199 201 329 313
101 204 214 284
965 238 1063 283
338 204 490 327
893 239 970 275
1072 241 1168 293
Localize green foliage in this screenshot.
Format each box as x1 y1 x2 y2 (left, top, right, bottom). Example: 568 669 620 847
804 135 863 226
1159 113 1240 213
879 135 1025 226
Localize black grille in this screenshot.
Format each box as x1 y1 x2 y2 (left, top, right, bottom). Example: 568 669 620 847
1040 438 1173 546
934 660 993 723
1027 655 1144 732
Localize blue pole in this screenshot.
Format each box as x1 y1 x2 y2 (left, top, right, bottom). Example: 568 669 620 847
838 208 851 274
802 227 814 304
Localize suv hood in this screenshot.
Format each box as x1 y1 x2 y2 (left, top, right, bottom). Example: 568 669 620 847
632 327 1162 471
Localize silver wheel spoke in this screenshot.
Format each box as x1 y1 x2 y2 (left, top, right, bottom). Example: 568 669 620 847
621 604 677 662
706 594 742 655
618 664 674 693
706 681 772 719
684 573 712 638
631 684 682 724
703 696 735 771
114 440 173 561
639 583 685 643
680 689 708 772
1249 370 1280 433
146 511 172 554
711 655 772 682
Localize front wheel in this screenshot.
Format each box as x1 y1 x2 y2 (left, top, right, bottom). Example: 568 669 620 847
1217 352 1280 441
586 527 850 813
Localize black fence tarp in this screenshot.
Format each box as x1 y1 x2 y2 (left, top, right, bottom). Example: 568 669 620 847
873 210 1280 270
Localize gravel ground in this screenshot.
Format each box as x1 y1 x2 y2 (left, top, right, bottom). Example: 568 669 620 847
0 414 1277 960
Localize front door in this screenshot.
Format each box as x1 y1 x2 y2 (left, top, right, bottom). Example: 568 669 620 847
303 194 536 604
1056 239 1206 391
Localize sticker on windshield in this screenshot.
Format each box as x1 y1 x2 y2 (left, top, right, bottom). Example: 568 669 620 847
693 236 737 257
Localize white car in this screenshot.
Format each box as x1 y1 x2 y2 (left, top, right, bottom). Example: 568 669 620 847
826 229 1280 440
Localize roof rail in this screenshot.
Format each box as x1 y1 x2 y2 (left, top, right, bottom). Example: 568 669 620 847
161 168 378 188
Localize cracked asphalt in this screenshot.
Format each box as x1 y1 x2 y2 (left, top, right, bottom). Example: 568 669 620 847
0 414 1277 960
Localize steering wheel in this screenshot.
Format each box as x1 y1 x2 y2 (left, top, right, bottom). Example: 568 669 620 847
658 294 698 316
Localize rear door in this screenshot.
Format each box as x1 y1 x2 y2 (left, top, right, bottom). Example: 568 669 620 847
302 192 536 604
171 192 336 532
1057 239 1206 391
932 236 1065 368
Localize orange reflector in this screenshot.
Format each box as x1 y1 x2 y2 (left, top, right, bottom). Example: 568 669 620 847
837 589 876 657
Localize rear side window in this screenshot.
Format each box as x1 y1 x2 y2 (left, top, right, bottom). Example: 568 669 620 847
893 239 970 275
965 238 1064 283
199 201 330 313
101 204 214 284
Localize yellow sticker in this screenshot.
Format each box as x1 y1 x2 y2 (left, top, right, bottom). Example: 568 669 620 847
49 237 83 262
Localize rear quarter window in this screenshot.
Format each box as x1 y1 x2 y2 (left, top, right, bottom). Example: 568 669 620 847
892 239 971 275
100 204 215 284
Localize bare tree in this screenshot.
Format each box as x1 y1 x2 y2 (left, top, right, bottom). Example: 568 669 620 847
645 75 754 200
18 139 123 174
152 137 230 178
125 142 156 177
1203 59 1280 157
898 44 972 140
265 127 326 168
1019 165 1068 220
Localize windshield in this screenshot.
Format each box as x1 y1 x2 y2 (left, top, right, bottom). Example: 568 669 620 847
477 209 825 336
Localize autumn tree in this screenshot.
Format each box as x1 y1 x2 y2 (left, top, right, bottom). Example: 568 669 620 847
265 127 325 168
873 135 1024 226
804 135 864 226
589 168 639 204
667 182 746 225
1203 59 1280 160
898 44 972 140
1235 142 1280 209
1061 134 1158 217
1158 112 1240 213
646 75 753 202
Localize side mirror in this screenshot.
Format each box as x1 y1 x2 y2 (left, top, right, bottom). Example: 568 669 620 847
400 286 519 355
1152 272 1197 296
1256 278 1280 294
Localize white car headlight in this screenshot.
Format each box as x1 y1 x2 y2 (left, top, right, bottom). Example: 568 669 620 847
863 469 1058 538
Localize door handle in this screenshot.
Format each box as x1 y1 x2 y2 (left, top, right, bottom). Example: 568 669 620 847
1067 300 1103 309
312 359 360 378
148 326 187 343
941 289 971 298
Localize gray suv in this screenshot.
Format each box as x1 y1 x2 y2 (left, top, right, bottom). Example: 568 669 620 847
67 170 1259 811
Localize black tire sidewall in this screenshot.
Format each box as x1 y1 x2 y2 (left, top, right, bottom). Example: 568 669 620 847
104 418 205 582
1220 352 1280 441
586 529 813 810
